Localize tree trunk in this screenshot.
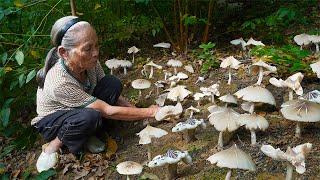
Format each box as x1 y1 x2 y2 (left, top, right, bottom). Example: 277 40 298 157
70 0 76 16
202 0 214 43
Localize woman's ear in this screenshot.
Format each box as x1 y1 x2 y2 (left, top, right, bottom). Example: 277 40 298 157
57 46 68 60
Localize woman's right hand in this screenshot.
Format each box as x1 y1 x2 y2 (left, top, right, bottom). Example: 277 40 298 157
148 105 160 117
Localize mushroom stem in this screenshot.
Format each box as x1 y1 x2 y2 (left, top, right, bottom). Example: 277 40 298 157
166 163 177 180
149 67 154 79
316 44 319 53
139 90 142 97
257 66 264 85
147 144 152 161
156 87 159 96
225 169 232 180
189 111 194 118
295 122 301 138
300 46 303 50
197 101 200 108
218 131 224 148
227 68 232 85
174 67 177 75
127 175 130 180
250 130 257 146
286 163 293 180
110 69 113 75
288 90 293 101
124 67 127 75
132 54 135 63
183 129 196 143
249 103 255 114
211 94 215 104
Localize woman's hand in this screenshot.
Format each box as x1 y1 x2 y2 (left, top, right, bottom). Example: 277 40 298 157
148 105 160 117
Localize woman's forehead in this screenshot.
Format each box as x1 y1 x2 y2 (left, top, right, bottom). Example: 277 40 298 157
77 26 98 43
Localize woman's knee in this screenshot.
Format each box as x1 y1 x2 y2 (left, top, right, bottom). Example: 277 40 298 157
81 108 102 131
105 75 123 93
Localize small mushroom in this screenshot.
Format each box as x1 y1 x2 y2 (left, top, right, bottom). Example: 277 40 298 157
200 83 220 103
220 56 241 85
230 37 247 51
186 106 200 118
195 76 205 84
118 60 132 75
155 102 183 121
172 118 206 142
238 113 269 145
131 79 151 97
193 92 206 107
218 94 237 107
166 85 191 102
136 125 168 161
153 42 171 49
244 37 265 58
261 143 312 180
154 81 166 96
105 58 120 75
142 61 163 79
207 144 256 180
127 46 140 63
148 149 192 180
269 72 304 100
163 70 173 81
249 60 277 85
294 34 311 50
280 99 320 137
208 107 241 148
116 161 143 180
184 64 194 73
310 61 320 78
309 34 320 53
167 59 183 74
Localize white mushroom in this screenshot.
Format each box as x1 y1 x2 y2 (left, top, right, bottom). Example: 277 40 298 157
154 81 166 96
184 64 194 73
238 113 269 145
186 106 200 118
127 46 140 63
163 70 173 81
105 58 120 75
193 92 206 107
218 94 237 106
166 85 191 102
155 92 168 106
207 144 256 180
131 79 151 97
200 83 220 103
136 125 168 161
249 60 277 85
195 76 205 84
309 34 320 52
245 38 265 58
155 102 183 121
230 38 247 51
142 61 163 79
116 161 143 180
148 149 192 180
118 60 132 75
310 60 320 78
261 143 312 180
294 34 311 50
281 99 320 137
300 90 320 103
153 42 171 49
172 118 206 142
167 59 183 74
220 56 241 85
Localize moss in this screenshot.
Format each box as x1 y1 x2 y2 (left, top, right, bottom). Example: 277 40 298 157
257 172 285 180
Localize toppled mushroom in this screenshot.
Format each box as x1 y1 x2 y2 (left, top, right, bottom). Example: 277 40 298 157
137 125 168 161
153 42 171 49
218 94 237 107
186 106 200 118
155 102 183 121
249 60 277 85
167 59 183 74
127 46 140 63
294 34 311 50
142 61 163 79
118 60 132 75
166 85 191 102
310 60 320 78
184 64 194 73
172 118 206 142
238 113 269 145
220 56 241 85
269 72 304 100
131 79 151 97
261 143 312 180
116 161 143 180
105 58 120 75
280 99 320 137
148 149 192 180
207 144 256 180
208 107 241 148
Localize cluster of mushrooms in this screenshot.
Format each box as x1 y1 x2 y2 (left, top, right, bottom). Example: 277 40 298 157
106 38 320 179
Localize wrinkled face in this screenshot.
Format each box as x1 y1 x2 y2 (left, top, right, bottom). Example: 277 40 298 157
68 26 99 70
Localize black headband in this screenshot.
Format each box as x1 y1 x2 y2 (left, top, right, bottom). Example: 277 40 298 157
56 18 81 46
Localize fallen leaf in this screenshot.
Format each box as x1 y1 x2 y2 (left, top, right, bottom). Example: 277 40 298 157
105 137 117 159
73 169 89 180
62 163 72 175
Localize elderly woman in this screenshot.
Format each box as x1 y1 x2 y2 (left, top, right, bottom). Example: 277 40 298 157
32 16 159 172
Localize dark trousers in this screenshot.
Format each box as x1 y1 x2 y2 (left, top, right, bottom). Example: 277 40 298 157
34 75 122 154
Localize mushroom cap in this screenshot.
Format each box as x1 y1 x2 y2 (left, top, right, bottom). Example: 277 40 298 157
153 42 171 48
193 92 205 100
294 34 311 46
238 113 269 131
136 125 168 144
145 61 162 69
118 60 133 68
219 94 237 104
131 79 151 90
220 56 241 69
127 46 140 54
234 86 276 105
167 59 183 68
167 85 191 102
260 145 286 160
105 58 121 69
184 64 195 73
148 149 192 167
249 60 277 74
200 84 220 96
309 34 320 43
280 99 320 122
241 102 254 113
155 102 183 121
176 72 188 79
269 72 304 95
208 107 241 132
245 37 265 46
186 106 200 113
155 92 168 106
116 161 143 175
207 105 225 113
301 90 320 103
230 38 246 50
310 61 320 78
172 118 204 132
207 144 256 171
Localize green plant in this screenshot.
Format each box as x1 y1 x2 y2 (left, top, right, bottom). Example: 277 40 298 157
197 42 219 74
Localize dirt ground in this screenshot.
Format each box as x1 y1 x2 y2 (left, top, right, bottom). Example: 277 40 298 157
1 52 320 180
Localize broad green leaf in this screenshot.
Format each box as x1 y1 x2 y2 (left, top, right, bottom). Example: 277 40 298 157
26 69 36 83
1 108 10 127
15 50 24 65
35 169 56 180
1 52 7 65
18 73 26 87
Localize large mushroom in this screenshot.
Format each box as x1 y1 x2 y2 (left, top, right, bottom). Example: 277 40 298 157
147 149 192 180
220 56 241 85
208 107 241 148
269 72 304 100
127 46 140 63
249 60 277 85
136 125 168 161
238 113 269 145
172 118 206 142
280 99 320 137
116 161 143 180
155 102 183 121
167 59 182 74
207 144 256 180
131 79 151 97
261 143 312 180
